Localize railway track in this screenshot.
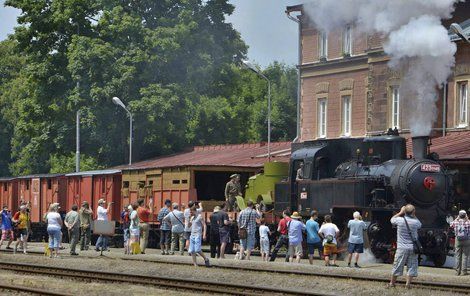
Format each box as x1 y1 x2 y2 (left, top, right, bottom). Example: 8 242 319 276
0 283 71 296
0 261 329 296
1 249 469 294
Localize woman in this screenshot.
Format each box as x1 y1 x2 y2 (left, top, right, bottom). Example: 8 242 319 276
12 205 30 254
129 203 140 254
46 204 63 258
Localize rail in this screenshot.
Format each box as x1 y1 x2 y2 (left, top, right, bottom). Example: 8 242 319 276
0 261 330 296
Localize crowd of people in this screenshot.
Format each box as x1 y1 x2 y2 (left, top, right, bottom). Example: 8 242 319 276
0 197 468 285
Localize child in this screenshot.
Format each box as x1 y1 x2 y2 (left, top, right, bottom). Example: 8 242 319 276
259 219 271 262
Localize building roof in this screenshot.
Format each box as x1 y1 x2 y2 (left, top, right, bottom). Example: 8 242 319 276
65 169 122 177
407 131 470 161
115 142 292 171
449 19 470 42
0 177 15 182
16 174 65 179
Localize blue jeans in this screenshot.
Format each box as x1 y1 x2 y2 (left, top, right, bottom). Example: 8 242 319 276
96 235 109 251
47 227 61 249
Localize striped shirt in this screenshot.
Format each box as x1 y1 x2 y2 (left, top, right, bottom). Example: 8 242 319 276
451 218 470 240
391 216 422 250
237 208 260 235
157 207 171 231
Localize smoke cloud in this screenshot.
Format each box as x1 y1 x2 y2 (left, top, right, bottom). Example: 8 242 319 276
303 0 460 136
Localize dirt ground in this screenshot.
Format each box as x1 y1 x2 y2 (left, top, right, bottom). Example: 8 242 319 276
0 249 467 296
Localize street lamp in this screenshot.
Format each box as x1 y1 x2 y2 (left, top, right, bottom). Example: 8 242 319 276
242 60 272 161
112 97 133 165
450 23 470 44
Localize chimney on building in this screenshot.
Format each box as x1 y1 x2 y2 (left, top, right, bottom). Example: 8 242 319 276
412 136 430 159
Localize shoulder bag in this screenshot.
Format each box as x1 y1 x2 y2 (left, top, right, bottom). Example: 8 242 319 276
238 210 252 240
403 216 423 254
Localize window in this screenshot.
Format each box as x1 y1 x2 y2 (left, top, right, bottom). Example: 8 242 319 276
123 181 130 188
172 180 181 184
342 95 352 136
182 180 188 184
26 181 29 190
319 31 328 60
458 82 468 126
47 179 52 190
3 183 7 192
343 25 352 56
318 98 327 138
391 86 400 129
101 178 106 194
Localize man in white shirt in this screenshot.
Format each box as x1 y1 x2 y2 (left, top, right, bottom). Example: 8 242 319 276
318 215 340 267
95 199 113 252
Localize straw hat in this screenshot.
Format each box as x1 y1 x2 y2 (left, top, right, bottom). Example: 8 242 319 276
291 212 301 219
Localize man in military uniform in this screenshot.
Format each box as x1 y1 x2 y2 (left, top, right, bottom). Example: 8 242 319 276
225 174 242 211
296 162 304 181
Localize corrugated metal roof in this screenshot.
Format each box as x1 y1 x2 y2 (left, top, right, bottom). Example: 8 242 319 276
449 19 470 41
115 142 292 171
406 131 470 160
65 169 122 177
0 177 15 181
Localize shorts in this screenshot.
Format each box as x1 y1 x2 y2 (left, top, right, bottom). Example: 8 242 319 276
15 228 28 240
240 233 256 251
160 229 171 244
189 235 202 254
348 243 364 254
184 231 191 240
47 227 62 249
307 242 323 256
323 243 338 256
260 237 270 253
392 248 419 277
1 230 14 240
219 228 230 244
289 243 303 257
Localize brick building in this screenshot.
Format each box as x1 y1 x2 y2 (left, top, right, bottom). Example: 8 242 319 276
286 3 470 141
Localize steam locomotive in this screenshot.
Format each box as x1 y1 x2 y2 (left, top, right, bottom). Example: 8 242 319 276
274 134 454 267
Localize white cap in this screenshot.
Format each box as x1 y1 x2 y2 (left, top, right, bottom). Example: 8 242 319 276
459 210 467 218
128 205 133 211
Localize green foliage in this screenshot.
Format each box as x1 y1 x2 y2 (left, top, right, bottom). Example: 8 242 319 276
49 153 104 174
0 0 297 177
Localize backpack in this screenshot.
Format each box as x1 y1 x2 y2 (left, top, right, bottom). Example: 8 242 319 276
326 234 334 244
456 222 469 241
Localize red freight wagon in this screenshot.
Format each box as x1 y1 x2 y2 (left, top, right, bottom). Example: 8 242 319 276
0 178 19 212
65 170 122 221
16 174 67 223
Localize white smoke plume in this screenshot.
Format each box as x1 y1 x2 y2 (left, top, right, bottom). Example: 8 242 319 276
303 0 460 136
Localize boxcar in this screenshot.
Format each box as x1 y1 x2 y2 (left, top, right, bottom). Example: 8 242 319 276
0 177 18 212
65 170 122 221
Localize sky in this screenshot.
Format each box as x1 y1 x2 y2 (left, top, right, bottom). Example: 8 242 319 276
0 0 299 68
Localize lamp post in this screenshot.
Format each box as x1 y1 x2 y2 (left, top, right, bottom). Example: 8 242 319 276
450 23 470 44
112 97 133 165
242 60 272 161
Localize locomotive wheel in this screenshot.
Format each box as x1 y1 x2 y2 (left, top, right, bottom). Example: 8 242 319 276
431 253 447 267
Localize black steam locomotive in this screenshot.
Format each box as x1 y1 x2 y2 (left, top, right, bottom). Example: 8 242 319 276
275 134 453 267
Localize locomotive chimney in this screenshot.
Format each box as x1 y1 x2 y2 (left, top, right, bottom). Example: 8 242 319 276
412 136 429 159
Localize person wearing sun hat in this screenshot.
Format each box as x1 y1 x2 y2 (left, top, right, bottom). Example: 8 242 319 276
288 211 306 263
450 209 470 276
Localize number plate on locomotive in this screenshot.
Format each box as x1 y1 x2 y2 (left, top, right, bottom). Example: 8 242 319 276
420 164 440 173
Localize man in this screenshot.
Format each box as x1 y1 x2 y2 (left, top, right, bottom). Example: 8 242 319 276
12 205 30 254
157 199 172 255
163 202 185 255
218 203 231 259
0 206 14 250
270 209 291 262
237 201 261 260
79 201 93 251
318 215 340 267
188 205 210 267
184 201 203 250
209 206 222 258
347 211 367 268
296 162 304 181
121 205 131 254
64 205 80 255
450 210 470 276
225 174 242 212
137 198 153 254
288 211 306 263
95 199 113 252
306 210 322 264
389 204 422 288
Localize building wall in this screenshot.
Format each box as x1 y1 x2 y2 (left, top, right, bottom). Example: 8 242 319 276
299 12 469 141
